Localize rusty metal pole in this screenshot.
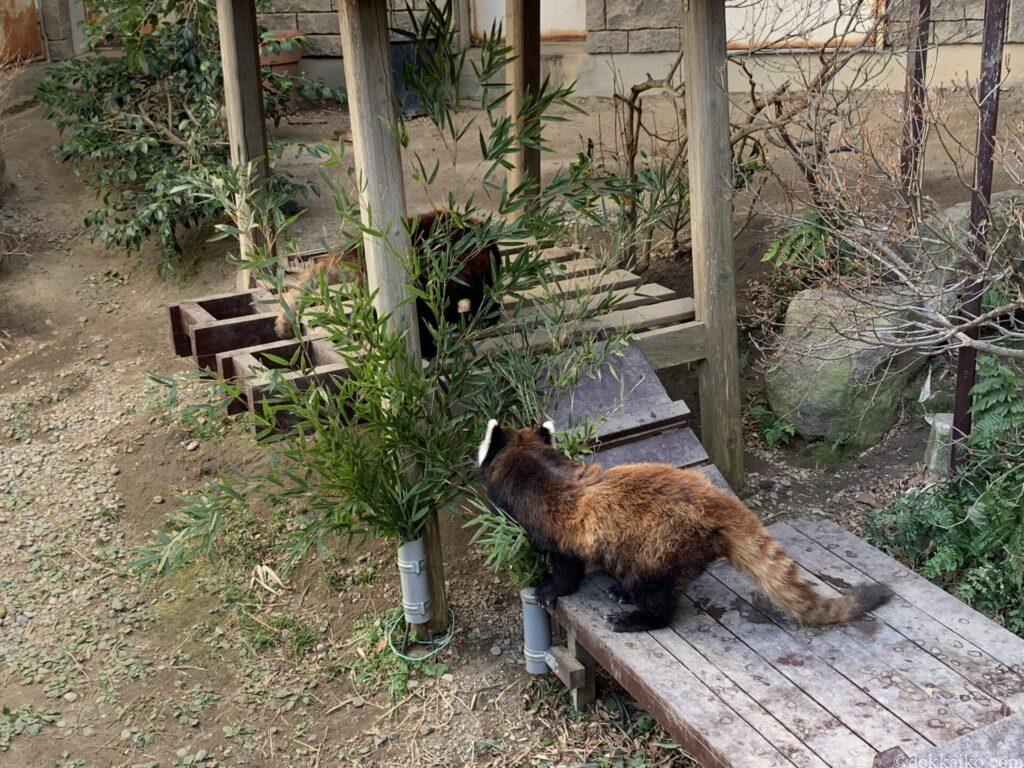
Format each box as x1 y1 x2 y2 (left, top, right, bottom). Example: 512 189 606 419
949 0 1010 472
900 0 931 196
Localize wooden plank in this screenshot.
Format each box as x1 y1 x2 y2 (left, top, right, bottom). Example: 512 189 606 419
505 0 541 214
590 398 691 447
506 283 679 326
666 600 871 767
550 341 672 424
566 628 596 709
635 322 708 369
588 427 707 470
789 517 1024 679
710 554 1004 740
584 574 832 768
501 269 643 309
215 0 271 289
478 299 697 356
695 464 735 495
774 522 1024 711
686 573 933 756
902 711 1024 763
682 0 744 487
552 577 800 768
190 314 284 370
546 645 587 691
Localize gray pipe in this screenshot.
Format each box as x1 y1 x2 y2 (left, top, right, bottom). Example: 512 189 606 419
521 587 552 675
397 537 431 625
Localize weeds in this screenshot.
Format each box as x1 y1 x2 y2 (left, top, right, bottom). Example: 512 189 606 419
745 388 796 451
866 356 1024 635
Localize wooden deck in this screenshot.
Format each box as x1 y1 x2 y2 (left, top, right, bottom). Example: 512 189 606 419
546 344 1024 768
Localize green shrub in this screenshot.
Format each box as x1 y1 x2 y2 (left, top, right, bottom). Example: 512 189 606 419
745 388 796 451
865 356 1024 635
36 0 335 273
138 8 638 588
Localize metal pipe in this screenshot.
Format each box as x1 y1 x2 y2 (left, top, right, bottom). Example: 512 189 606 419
397 537 432 625
950 0 1010 472
520 587 552 675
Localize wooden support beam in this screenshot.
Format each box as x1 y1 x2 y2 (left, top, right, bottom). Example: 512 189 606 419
216 0 272 290
505 0 541 217
682 0 744 488
336 0 449 636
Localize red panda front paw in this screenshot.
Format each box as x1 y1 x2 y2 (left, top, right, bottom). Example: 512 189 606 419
607 583 633 604
535 578 560 608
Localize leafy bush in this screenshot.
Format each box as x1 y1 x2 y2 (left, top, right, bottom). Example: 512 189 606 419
865 356 1024 635
745 388 796 451
36 0 334 272
138 8 639 588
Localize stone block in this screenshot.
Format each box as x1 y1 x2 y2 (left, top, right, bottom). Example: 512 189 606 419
605 0 680 31
628 27 679 52
258 12 298 30
586 29 628 53
301 33 342 57
46 37 75 62
586 0 605 31
1010 0 1024 43
933 18 985 43
40 0 70 41
296 11 338 34
271 0 331 13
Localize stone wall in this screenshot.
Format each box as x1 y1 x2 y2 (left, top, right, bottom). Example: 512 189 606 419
585 0 682 54
260 0 431 58
40 0 74 61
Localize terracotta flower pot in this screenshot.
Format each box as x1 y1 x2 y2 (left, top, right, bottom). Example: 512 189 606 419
260 29 303 111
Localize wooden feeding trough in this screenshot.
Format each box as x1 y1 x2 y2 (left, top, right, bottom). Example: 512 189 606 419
168 288 285 371
214 333 347 427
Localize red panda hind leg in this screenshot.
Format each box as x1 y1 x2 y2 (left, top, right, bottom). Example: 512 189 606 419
606 579 678 632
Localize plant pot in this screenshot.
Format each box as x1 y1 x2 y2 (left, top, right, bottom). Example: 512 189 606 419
520 587 552 675
260 30 303 112
397 537 432 625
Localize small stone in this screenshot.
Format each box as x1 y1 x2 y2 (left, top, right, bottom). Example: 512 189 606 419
185 440 199 452
440 673 454 684
120 728 133 740
195 749 209 760
176 747 189 758
489 644 502 657
152 495 164 504
350 696 365 709
62 691 79 702
77 316 87 323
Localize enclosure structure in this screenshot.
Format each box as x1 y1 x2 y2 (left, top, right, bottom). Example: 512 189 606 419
177 0 1023 762
209 0 745 487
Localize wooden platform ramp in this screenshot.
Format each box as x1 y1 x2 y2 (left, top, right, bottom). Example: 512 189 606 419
547 346 1024 768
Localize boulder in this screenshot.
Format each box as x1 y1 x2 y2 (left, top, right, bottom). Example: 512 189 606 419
767 288 926 450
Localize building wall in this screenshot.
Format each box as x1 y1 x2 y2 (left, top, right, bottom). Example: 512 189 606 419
261 0 1024 95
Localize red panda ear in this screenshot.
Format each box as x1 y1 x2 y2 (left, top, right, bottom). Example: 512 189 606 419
536 420 556 446
477 419 507 467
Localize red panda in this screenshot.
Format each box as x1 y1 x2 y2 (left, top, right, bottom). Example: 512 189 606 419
274 210 500 358
477 422 891 633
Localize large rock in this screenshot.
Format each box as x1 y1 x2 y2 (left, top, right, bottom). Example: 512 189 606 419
767 288 926 450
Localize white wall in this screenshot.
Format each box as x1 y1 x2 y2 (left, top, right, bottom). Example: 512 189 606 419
471 0 587 39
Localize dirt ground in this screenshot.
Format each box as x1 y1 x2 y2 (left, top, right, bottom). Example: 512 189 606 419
0 93 1012 768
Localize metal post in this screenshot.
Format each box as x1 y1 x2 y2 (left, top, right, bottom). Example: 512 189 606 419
949 0 1010 472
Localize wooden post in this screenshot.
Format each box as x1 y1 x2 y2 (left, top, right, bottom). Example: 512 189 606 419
505 0 541 216
682 0 744 488
900 0 931 198
949 0 1010 471
216 0 272 290
337 0 449 635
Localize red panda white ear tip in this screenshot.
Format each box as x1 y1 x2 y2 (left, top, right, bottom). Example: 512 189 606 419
477 419 499 467
542 420 555 433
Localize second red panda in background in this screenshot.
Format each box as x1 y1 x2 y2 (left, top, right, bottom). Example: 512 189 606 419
477 421 891 633
274 210 500 358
